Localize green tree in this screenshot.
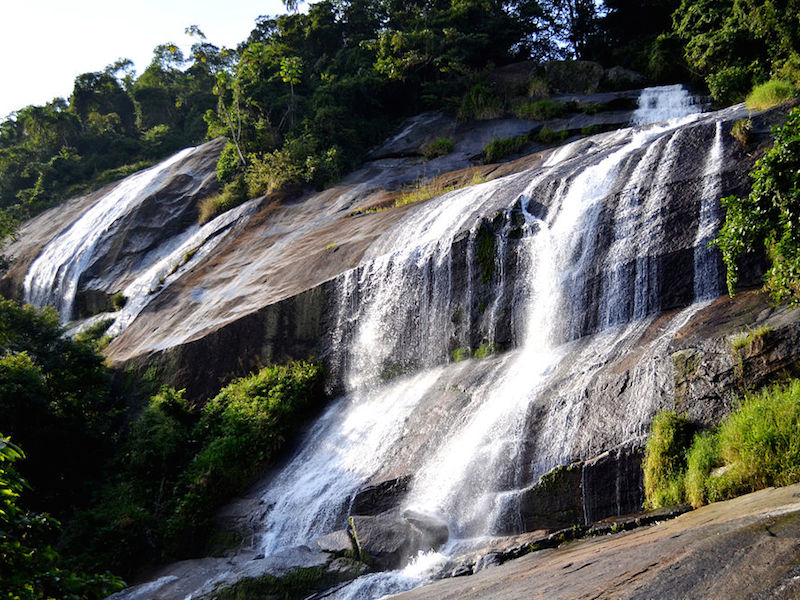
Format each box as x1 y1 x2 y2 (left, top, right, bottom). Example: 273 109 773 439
0 435 124 600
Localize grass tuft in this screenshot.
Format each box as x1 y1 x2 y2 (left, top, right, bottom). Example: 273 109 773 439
745 79 796 110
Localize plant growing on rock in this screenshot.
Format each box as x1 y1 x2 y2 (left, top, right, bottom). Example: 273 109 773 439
716 108 800 304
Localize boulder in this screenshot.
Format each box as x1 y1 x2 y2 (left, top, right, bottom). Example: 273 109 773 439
350 475 413 516
602 66 645 90
348 509 449 571
316 529 356 554
518 463 583 532
542 60 604 94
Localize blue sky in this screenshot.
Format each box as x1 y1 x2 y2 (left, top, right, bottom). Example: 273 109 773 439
0 0 290 118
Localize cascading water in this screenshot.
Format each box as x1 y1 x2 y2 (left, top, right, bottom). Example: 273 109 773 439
694 121 725 300
23 147 197 321
243 89 731 599
632 84 701 126
25 85 742 600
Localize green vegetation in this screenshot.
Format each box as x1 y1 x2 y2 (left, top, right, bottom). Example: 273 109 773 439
729 118 752 145
0 436 124 600
716 108 800 304
452 347 471 362
746 79 797 110
645 381 800 510
397 172 487 208
537 126 569 145
0 298 325 581
422 137 455 160
642 411 694 510
728 325 772 351
483 135 530 163
514 99 567 121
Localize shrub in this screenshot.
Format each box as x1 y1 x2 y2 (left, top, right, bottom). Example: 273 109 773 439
716 107 800 303
527 78 549 98
451 347 471 362
643 411 694 509
537 126 568 145
483 135 529 163
458 82 504 120
111 291 127 311
684 431 721 507
422 137 455 160
216 141 242 185
745 79 797 110
167 361 324 555
198 176 248 224
707 66 752 106
514 100 567 121
651 379 800 511
730 118 752 145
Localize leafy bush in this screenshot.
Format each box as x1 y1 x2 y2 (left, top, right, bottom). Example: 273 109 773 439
716 108 800 303
642 411 694 509
0 436 124 599
458 83 504 120
483 135 529 163
730 118 752 145
198 176 248 224
422 137 454 160
647 380 800 510
167 361 323 555
514 100 567 121
746 79 797 110
706 66 753 106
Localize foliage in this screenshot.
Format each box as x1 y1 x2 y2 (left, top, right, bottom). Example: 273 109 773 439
198 176 248 224
483 135 530 163
728 325 772 351
537 126 569 145
671 0 800 104
745 79 797 110
642 411 694 509
729 118 752 145
422 137 455 160
0 300 112 513
451 347 471 362
69 361 324 575
167 361 323 555
396 172 487 209
458 83 504 120
659 380 800 509
514 99 568 121
715 108 800 303
0 435 124 600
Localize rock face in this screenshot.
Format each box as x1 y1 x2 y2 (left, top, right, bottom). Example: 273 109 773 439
392 483 800 600
8 88 800 600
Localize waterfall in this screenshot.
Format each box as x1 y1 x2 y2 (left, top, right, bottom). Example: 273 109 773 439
23 148 197 321
24 86 739 600
694 121 725 300
245 102 731 600
632 84 701 126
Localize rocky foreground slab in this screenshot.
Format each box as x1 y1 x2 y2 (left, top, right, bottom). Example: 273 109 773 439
393 483 800 599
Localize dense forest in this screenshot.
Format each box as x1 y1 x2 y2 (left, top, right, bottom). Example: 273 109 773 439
1 0 800 597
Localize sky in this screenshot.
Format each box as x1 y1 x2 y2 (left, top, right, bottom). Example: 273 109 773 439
0 0 291 119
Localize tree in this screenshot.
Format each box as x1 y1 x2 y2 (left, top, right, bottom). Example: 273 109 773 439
0 435 124 600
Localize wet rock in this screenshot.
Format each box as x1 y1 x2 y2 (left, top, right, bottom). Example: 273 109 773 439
316 529 356 554
581 441 644 525
327 557 371 577
349 509 449 571
518 463 583 532
351 475 413 516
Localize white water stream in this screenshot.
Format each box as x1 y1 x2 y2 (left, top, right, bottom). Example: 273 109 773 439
247 87 724 599
23 85 733 600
